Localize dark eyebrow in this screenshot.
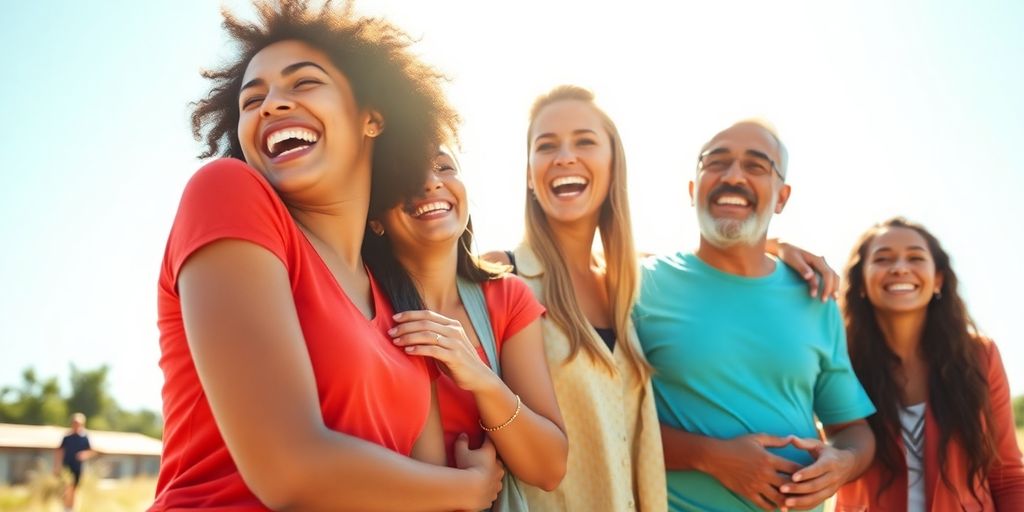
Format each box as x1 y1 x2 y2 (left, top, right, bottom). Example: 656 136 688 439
744 149 774 162
240 61 329 93
700 147 732 158
871 245 929 254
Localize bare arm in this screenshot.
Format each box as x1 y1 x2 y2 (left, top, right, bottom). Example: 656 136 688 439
660 425 801 511
179 240 501 512
780 420 875 510
392 313 567 490
486 318 567 490
53 447 63 475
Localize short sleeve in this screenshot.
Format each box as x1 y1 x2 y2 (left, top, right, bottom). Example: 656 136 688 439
59 436 68 450
164 159 293 286
484 275 545 349
83 435 91 451
813 302 876 425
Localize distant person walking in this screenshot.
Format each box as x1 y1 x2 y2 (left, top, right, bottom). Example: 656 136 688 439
54 412 95 512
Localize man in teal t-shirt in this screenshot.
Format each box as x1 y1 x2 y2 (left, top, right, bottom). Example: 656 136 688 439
633 120 876 512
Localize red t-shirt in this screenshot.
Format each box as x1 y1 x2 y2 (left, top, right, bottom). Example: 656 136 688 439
152 159 432 511
437 276 545 464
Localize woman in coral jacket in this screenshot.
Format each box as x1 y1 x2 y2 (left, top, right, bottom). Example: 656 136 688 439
837 217 1024 511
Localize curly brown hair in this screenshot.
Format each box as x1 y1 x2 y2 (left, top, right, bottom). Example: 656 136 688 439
190 0 460 217
841 217 996 503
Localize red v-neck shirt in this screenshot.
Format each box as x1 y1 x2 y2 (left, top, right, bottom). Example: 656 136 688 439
153 158 432 511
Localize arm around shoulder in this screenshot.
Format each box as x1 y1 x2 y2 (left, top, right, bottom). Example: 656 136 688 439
178 239 499 511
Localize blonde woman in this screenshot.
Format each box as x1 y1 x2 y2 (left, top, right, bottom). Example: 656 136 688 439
486 85 837 512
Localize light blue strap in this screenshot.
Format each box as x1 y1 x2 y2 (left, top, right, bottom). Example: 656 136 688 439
456 276 501 377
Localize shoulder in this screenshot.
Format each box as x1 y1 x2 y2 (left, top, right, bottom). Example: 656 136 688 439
640 251 691 274
177 158 280 216
971 335 1003 372
481 250 512 266
481 274 537 305
185 158 267 192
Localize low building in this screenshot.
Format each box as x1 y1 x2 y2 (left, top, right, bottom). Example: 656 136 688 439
0 423 161 485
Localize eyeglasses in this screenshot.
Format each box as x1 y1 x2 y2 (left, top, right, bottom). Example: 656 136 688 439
697 149 784 181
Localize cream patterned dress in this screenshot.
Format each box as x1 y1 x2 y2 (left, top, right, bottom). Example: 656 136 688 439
513 244 667 512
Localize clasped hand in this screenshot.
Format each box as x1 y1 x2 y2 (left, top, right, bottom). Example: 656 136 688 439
709 434 853 511
389 310 499 393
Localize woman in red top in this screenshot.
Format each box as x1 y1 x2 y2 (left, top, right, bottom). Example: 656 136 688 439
837 217 1024 511
154 2 503 510
363 149 569 492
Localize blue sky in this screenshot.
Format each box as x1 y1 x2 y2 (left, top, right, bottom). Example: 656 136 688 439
2 0 1021 413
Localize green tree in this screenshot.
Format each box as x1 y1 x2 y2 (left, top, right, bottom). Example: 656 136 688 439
66 364 115 428
1013 395 1023 430
1 365 162 438
0 368 68 425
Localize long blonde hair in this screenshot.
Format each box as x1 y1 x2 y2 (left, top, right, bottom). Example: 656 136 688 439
524 85 652 382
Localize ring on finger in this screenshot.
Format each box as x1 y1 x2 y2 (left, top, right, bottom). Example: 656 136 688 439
434 332 442 344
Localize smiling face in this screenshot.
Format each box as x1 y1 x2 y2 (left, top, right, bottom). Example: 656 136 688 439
690 122 790 247
236 40 379 199
375 150 468 255
527 99 613 227
863 226 944 316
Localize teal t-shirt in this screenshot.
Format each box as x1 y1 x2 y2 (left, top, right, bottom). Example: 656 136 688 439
633 252 875 512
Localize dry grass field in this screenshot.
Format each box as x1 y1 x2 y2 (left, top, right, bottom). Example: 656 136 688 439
0 474 155 512
1 437 1022 511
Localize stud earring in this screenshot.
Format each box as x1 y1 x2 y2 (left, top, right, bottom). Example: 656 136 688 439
933 289 942 300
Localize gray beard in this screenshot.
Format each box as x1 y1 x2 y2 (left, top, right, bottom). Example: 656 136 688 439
696 197 775 248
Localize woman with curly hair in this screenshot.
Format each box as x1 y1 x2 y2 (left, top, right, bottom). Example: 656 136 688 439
836 217 1024 510
153 1 503 510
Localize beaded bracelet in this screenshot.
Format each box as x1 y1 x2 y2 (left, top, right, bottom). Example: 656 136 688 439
479 394 522 432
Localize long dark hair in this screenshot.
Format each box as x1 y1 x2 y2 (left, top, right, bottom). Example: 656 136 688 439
189 0 459 218
362 217 504 312
841 217 995 501
362 150 506 311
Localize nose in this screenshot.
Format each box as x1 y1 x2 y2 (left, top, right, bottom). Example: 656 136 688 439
423 170 443 192
554 144 577 166
720 159 746 184
888 259 911 275
260 88 294 118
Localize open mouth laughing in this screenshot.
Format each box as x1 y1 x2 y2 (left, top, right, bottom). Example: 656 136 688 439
262 125 321 162
405 200 453 219
550 175 589 197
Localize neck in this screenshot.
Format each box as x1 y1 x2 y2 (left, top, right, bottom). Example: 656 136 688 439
290 199 369 273
696 237 774 276
548 216 601 274
394 241 461 312
285 156 373 272
874 309 927 362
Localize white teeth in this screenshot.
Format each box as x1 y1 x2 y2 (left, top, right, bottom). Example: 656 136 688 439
716 195 749 206
266 127 320 154
551 176 588 188
413 201 452 217
276 145 309 157
886 283 918 292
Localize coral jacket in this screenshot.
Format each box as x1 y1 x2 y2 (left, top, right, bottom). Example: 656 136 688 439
836 340 1024 511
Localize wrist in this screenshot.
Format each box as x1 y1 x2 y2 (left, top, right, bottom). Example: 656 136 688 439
471 371 506 399
834 446 858 483
694 437 725 475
